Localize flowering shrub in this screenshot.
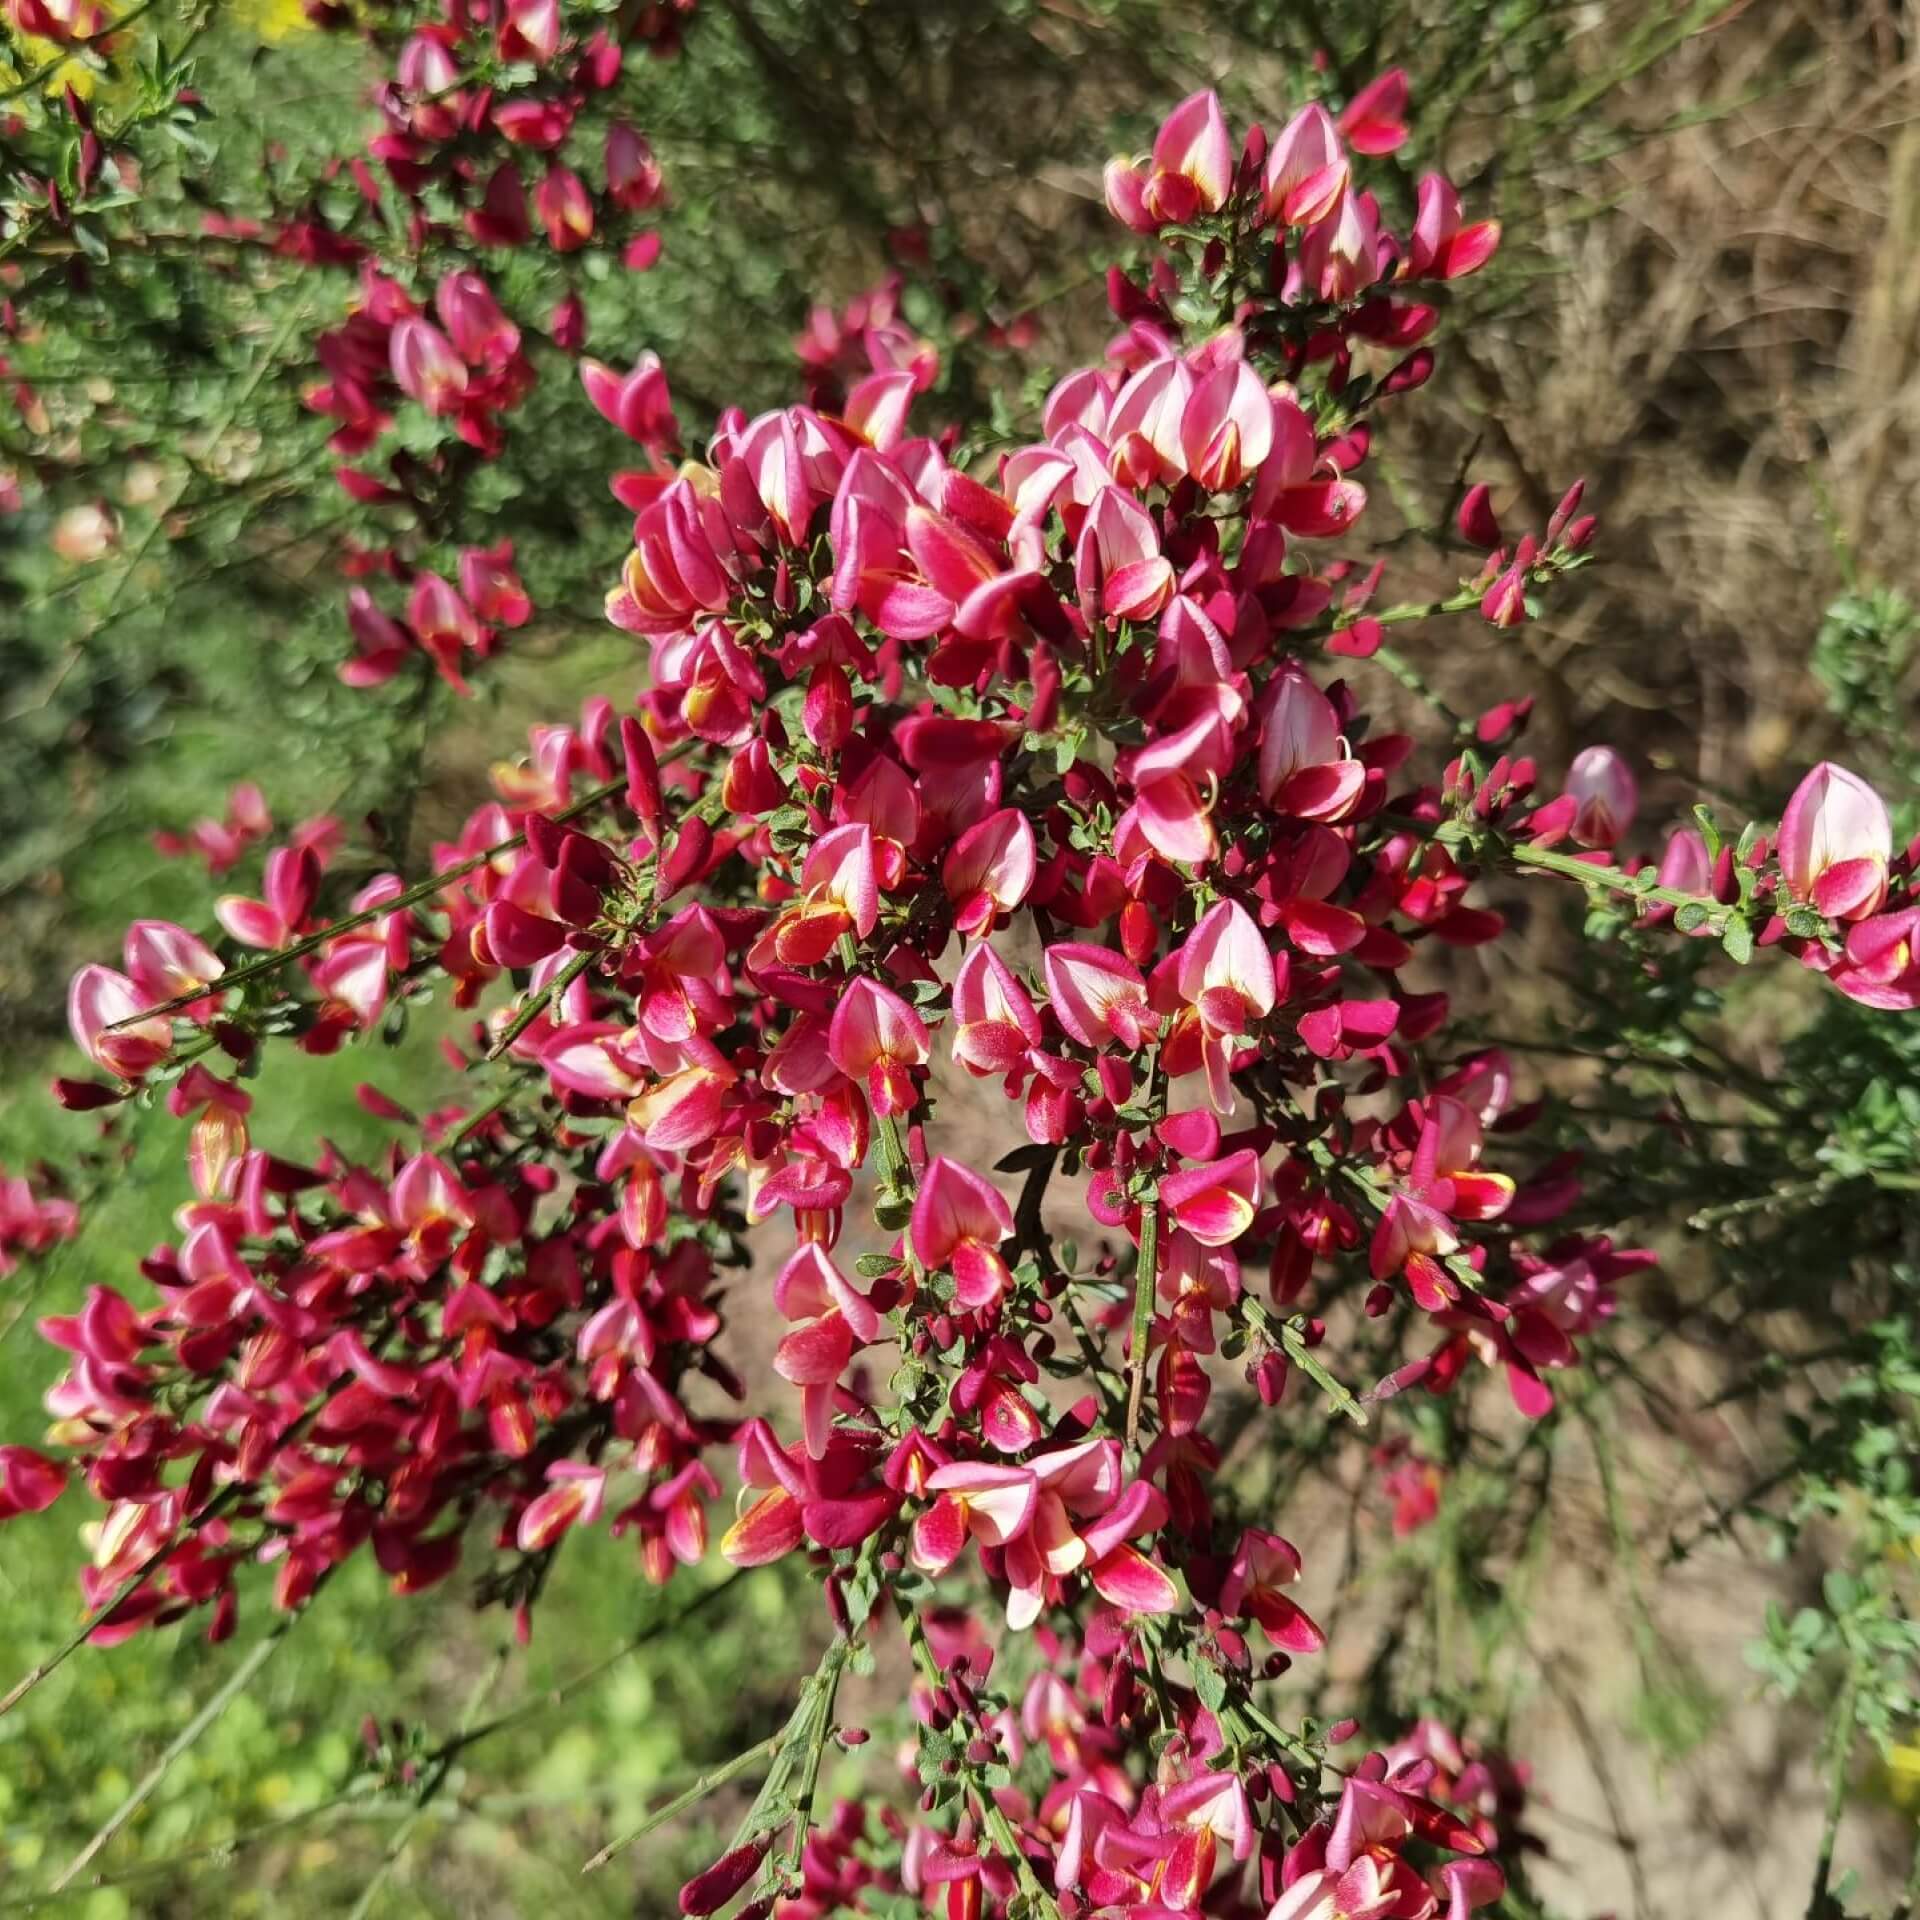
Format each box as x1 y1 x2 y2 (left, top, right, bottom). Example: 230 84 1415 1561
8 40 1920 1920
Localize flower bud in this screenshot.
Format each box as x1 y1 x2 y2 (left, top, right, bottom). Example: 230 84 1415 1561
679 1837 768 1916
803 662 853 752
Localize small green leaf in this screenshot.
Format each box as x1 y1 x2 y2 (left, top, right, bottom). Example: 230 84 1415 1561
1693 805 1723 862
1720 917 1755 965
1674 902 1711 934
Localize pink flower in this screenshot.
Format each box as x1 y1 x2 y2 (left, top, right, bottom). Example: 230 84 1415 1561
910 1158 1015 1310
68 965 169 1081
1251 396 1367 535
0 1447 68 1520
627 1050 739 1154
1263 103 1348 226
1076 485 1175 625
1370 1097 1514 1311
1778 762 1891 922
943 808 1037 937
580 352 676 446
1221 1528 1324 1651
747 821 879 970
459 541 532 628
1161 1150 1262 1247
951 942 1042 1077
1173 900 1278 1114
1831 905 1920 1009
122 920 223 1012
389 318 467 416
1406 175 1500 281
1107 357 1194 489
605 124 665 211
1338 69 1410 155
773 1243 879 1459
1265 1859 1399 1920
1181 357 1274 493
1258 666 1366 821
535 166 594 252
1150 89 1234 216
516 1461 606 1551
827 978 931 1117
434 271 520 370
1045 943 1157 1052
1563 746 1637 849
1106 90 1234 231
496 0 559 59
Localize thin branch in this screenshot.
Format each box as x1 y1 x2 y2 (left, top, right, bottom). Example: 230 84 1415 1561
579 1729 788 1875
1124 1196 1160 1455
900 1602 1061 1920
0 1484 240 1719
0 1574 755 1908
1507 838 1750 923
49 1606 304 1891
1805 1665 1860 1919
110 740 691 1030
344 1647 507 1920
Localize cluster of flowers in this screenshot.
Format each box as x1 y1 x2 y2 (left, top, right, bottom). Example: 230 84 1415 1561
3 0 685 703
17 72 1913 1918
1532 747 1920 1011
282 0 690 691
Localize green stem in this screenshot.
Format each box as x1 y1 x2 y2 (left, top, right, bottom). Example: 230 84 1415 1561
345 1647 506 1920
1262 1305 1370 1428
439 1574 745 1764
0 1483 238 1717
1370 642 1468 733
784 1646 844 1880
1124 1198 1160 1456
1688 1175 1836 1230
483 942 600 1062
1507 839 1741 922
580 1728 789 1875
47 1609 300 1891
1805 1667 1859 1918
0 0 161 103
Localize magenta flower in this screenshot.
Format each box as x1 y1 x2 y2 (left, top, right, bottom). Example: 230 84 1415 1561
1779 761 1892 922
910 1157 1015 1310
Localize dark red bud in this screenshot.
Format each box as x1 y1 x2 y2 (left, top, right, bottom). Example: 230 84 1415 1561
1456 482 1502 551
619 715 662 829
51 1076 122 1110
524 813 565 867
659 818 713 900
679 1838 769 1916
